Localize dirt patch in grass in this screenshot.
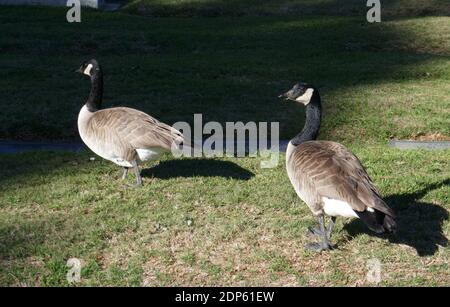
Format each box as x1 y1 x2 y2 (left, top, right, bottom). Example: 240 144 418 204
407 132 450 141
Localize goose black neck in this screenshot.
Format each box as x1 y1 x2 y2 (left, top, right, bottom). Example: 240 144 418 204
291 92 322 146
85 69 103 112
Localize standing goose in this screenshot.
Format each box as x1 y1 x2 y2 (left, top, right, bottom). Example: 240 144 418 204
76 59 185 186
279 82 396 251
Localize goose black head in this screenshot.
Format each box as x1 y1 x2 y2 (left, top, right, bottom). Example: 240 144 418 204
76 59 101 78
279 82 316 106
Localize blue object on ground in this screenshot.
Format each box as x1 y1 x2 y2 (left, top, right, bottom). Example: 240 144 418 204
0 142 85 154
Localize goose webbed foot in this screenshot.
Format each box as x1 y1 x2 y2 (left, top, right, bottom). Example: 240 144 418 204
305 216 336 252
121 179 143 189
122 182 142 188
305 241 333 252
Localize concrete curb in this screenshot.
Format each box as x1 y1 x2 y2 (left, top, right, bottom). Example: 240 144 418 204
0 142 85 154
389 140 450 150
0 141 289 154
1 140 449 154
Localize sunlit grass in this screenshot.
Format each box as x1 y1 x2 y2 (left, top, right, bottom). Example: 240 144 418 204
0 148 448 286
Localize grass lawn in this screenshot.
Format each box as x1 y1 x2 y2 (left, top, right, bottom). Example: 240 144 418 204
0 3 449 286
1 6 449 142
124 0 450 17
0 149 449 286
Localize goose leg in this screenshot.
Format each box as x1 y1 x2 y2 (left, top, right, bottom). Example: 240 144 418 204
121 167 129 180
306 216 333 252
327 216 336 239
307 216 336 239
307 225 324 237
133 162 142 186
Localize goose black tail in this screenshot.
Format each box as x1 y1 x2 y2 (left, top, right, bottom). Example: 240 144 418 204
356 210 397 234
382 214 397 233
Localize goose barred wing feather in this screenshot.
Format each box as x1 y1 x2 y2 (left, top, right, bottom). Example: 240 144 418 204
90 107 184 151
291 141 395 217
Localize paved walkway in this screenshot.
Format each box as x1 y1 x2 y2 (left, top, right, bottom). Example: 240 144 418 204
0 140 291 154
1 140 449 154
0 141 85 154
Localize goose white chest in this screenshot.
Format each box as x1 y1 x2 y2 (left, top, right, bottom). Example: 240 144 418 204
78 105 132 167
285 141 311 206
77 105 95 149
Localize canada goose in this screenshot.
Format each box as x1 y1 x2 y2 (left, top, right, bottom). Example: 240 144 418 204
76 59 185 186
279 83 396 251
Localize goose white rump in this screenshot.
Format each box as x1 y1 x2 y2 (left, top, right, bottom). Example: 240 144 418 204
322 197 359 218
136 148 166 162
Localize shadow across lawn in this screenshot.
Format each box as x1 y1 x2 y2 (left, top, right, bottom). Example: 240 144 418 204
0 151 93 187
344 179 449 256
142 158 255 180
0 152 254 186
126 0 450 17
2 5 448 142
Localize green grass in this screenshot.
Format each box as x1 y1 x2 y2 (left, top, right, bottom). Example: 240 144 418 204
0 4 449 286
0 148 448 286
0 6 449 142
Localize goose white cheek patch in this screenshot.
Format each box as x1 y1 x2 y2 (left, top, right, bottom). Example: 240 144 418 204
295 88 314 104
83 64 93 76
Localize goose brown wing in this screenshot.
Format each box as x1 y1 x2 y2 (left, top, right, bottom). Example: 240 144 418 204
291 141 395 217
91 107 184 151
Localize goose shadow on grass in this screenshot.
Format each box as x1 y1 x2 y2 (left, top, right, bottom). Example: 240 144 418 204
343 179 449 256
141 158 254 180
